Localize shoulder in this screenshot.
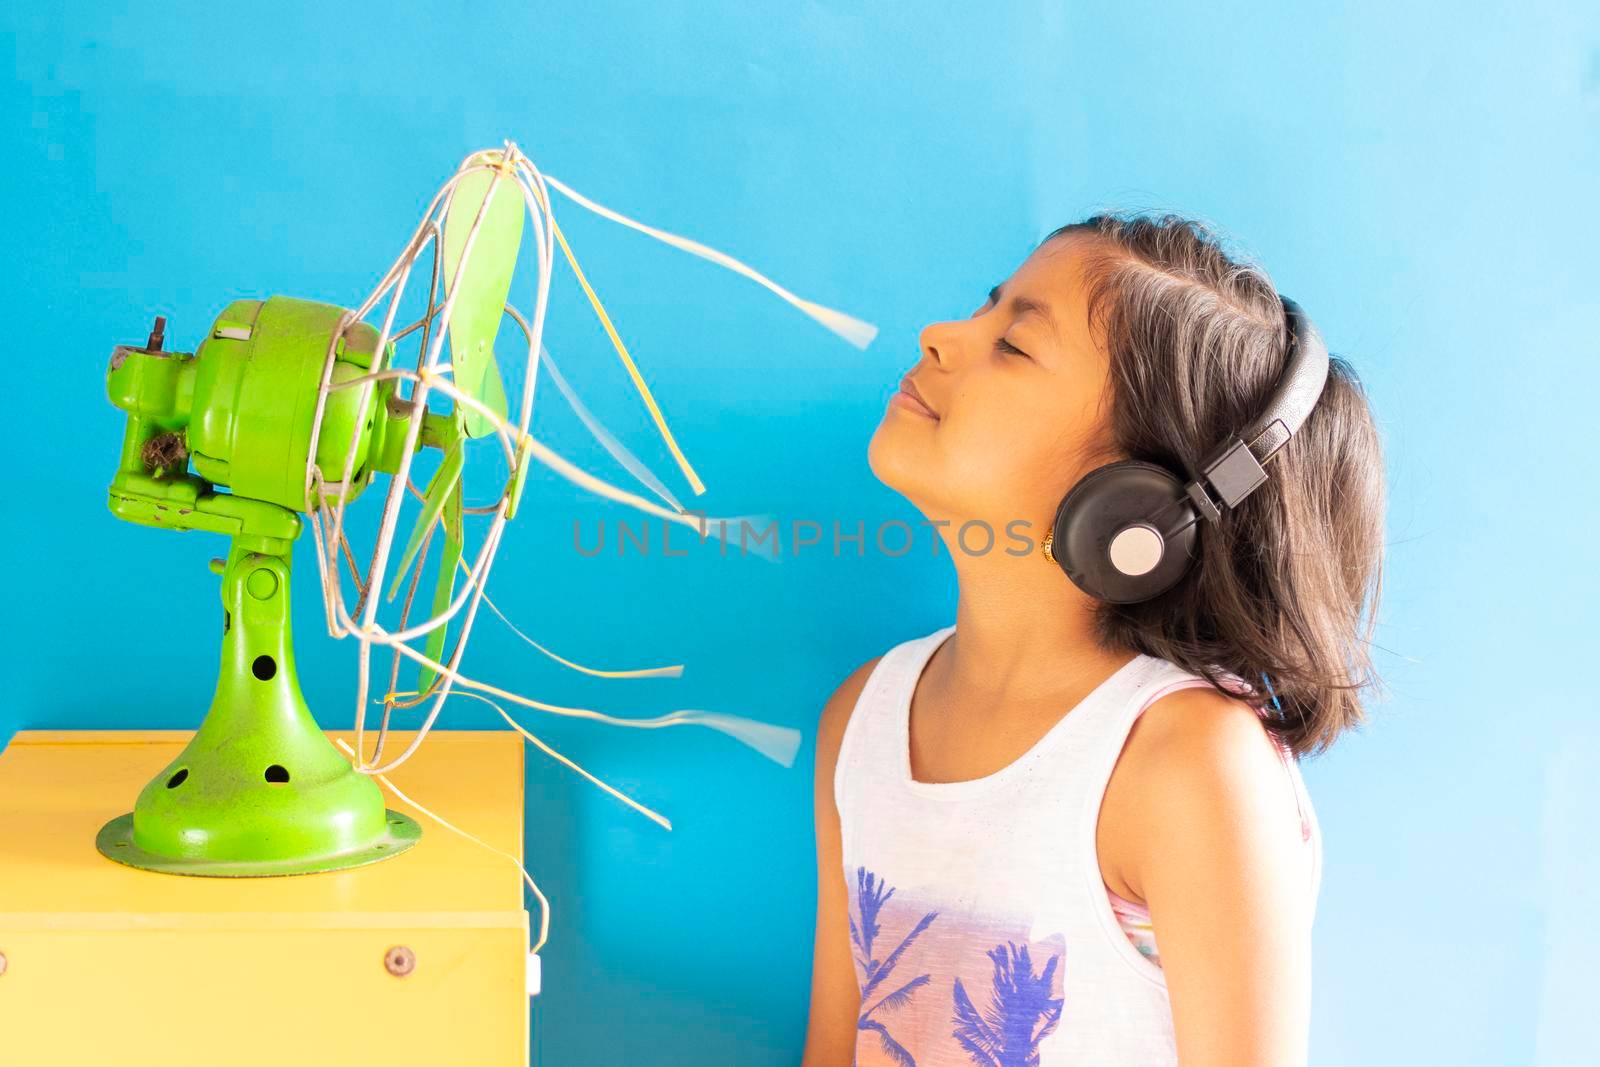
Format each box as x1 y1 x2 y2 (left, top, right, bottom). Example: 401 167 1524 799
1130 682 1283 778
815 652 885 765
813 651 885 822
1113 681 1306 892
817 626 942 755
1124 683 1293 817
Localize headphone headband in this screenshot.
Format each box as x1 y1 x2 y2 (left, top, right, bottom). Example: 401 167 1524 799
1048 292 1333 604
1181 295 1330 524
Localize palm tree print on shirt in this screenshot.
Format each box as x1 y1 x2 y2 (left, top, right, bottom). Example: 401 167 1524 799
950 941 1065 1067
851 865 940 1067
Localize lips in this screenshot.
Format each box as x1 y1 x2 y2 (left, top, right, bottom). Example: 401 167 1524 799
898 375 938 418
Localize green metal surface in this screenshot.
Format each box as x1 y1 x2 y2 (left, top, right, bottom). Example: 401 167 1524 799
96 812 420 878
105 296 419 535
96 540 421 875
99 296 452 877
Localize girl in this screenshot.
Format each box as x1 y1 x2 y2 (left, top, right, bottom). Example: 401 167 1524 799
803 213 1385 1066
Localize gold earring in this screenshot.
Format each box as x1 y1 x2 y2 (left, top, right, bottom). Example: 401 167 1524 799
1041 530 1056 564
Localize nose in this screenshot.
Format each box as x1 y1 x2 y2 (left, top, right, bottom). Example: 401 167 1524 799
918 319 954 368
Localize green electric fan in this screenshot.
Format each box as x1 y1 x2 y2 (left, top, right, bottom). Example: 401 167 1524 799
95 142 877 893
97 297 433 875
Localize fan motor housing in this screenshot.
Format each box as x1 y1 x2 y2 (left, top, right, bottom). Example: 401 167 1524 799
183 296 392 511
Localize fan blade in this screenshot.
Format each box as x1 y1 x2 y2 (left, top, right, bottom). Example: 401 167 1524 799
442 154 523 439
386 438 465 603
419 477 465 693
472 350 509 440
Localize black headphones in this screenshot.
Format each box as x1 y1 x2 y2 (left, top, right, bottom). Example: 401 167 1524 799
1043 295 1331 604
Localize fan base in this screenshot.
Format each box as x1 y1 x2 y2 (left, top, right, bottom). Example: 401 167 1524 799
95 810 421 877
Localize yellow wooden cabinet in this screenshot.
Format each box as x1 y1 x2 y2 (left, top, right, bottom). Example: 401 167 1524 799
0 730 531 1066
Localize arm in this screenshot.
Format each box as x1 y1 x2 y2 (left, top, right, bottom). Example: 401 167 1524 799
1109 688 1314 1067
801 656 882 1067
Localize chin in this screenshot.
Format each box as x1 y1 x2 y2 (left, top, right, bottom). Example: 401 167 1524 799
868 416 928 499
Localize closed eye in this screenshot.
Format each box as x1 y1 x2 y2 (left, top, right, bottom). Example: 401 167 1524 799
995 337 1031 360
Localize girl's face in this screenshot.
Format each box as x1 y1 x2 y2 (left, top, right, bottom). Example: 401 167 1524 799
869 233 1118 541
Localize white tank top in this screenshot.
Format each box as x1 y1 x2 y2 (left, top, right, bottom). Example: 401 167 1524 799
834 623 1323 1066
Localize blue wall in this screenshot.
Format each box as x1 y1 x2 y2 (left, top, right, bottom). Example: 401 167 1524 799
4 3 1595 1063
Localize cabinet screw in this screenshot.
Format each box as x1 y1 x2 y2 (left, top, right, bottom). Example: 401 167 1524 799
384 945 416 977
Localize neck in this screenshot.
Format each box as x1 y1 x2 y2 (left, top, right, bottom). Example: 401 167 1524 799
933 522 1137 705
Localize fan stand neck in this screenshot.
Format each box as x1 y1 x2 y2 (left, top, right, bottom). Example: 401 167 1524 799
96 537 419 877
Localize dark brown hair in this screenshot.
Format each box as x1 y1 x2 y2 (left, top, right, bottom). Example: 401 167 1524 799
1046 212 1387 758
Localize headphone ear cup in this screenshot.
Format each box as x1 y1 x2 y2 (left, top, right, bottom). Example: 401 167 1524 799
1050 460 1200 604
